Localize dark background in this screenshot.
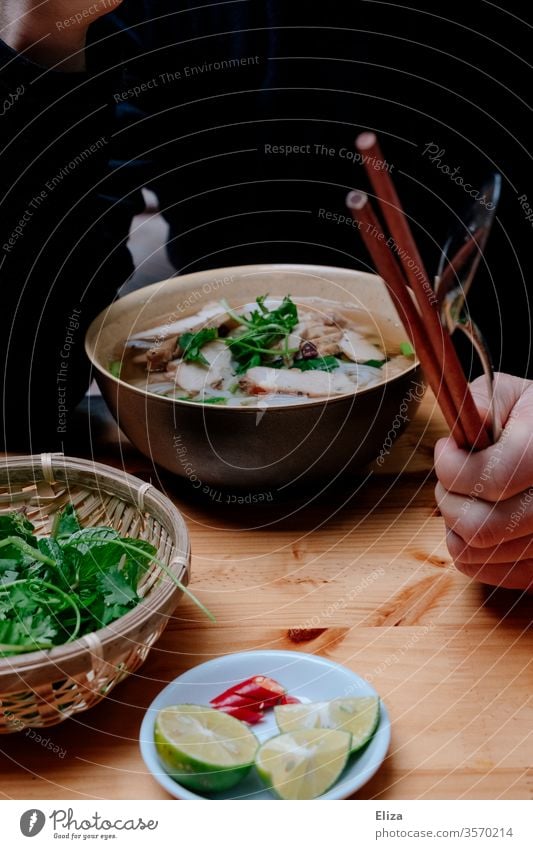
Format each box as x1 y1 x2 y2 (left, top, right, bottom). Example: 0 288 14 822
1 1 531 447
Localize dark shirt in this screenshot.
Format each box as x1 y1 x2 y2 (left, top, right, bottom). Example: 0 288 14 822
0 1 531 447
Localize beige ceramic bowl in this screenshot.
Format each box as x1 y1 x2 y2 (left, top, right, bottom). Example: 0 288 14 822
85 264 423 490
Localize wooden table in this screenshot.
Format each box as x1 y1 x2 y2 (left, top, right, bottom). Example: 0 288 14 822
1 392 532 800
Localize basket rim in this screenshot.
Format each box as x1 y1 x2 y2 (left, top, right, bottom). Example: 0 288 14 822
0 453 190 679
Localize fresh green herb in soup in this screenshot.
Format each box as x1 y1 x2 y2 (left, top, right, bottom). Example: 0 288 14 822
109 360 122 379
0 504 210 657
362 359 388 369
180 327 219 366
114 295 415 406
222 295 300 374
293 356 339 373
399 341 415 357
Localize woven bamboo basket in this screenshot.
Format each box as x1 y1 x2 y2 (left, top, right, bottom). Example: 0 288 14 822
0 453 190 733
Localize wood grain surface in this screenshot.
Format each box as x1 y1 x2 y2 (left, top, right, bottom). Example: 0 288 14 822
1 392 532 800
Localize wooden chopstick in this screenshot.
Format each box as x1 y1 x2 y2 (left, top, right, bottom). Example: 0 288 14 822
354 133 490 450
346 190 468 445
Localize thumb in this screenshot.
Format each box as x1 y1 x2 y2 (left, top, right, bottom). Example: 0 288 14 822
469 372 530 429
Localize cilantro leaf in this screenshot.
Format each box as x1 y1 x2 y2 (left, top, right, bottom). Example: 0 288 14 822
52 503 82 540
0 513 35 544
0 615 58 653
99 565 139 607
252 294 298 328
0 514 38 564
179 328 219 366
293 356 340 373
224 295 300 374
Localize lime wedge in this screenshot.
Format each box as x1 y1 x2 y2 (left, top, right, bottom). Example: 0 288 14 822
256 728 351 799
154 704 258 792
275 696 380 752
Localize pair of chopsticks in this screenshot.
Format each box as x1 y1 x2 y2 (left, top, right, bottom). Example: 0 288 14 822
346 132 490 451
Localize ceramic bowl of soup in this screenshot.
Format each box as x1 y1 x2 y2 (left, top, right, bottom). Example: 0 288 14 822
85 264 424 490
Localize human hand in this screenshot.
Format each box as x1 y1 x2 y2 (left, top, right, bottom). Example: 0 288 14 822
0 0 123 70
434 373 533 591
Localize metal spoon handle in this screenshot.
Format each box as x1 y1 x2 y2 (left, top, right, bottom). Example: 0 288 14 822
456 319 502 443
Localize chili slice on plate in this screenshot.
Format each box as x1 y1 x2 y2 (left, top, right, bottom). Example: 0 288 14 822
210 675 288 723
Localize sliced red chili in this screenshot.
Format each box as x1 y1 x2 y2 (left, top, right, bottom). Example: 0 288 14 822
279 694 301 705
209 693 254 710
216 704 264 724
210 675 286 709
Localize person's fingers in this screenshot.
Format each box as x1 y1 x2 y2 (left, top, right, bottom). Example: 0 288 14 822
435 481 533 547
434 377 533 501
468 372 530 421
446 528 533 564
453 557 533 591
434 436 490 496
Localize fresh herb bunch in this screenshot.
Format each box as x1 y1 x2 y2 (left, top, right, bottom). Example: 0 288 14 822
222 295 300 374
0 505 211 657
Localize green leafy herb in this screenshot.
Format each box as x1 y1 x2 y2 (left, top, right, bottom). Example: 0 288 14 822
52 503 81 540
179 328 219 366
293 356 340 373
222 295 299 374
0 513 37 546
0 579 80 653
201 397 228 405
363 359 388 369
0 504 212 657
100 564 138 606
400 341 415 357
109 361 122 379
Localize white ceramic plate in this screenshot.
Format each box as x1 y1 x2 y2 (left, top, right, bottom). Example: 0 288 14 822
139 649 390 800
